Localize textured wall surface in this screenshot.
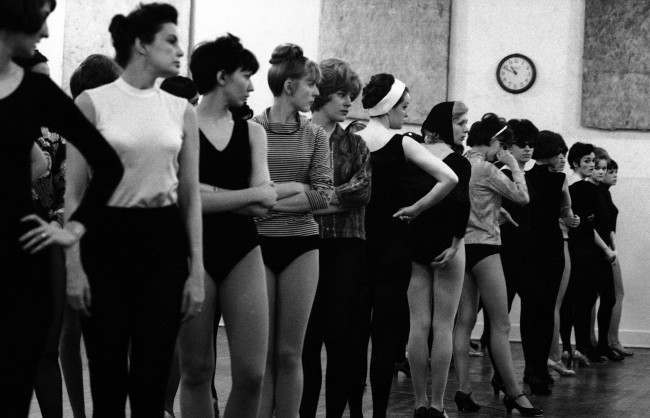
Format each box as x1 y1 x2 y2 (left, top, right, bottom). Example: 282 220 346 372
61 0 191 91
319 0 450 123
582 0 650 130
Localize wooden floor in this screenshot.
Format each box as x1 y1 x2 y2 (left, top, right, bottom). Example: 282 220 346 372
29 327 649 417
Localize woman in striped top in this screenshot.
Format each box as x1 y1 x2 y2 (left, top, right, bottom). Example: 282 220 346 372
253 44 333 418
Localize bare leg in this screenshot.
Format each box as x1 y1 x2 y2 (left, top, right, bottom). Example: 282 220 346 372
453 271 478 394
608 260 624 347
550 241 571 362
273 250 320 418
430 246 465 411
220 247 269 418
164 346 180 415
179 274 218 418
407 262 433 409
473 255 532 408
258 266 277 418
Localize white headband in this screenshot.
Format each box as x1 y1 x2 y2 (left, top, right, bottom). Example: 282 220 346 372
367 79 406 117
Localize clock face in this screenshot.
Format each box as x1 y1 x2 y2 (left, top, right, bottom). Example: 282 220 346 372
497 54 536 94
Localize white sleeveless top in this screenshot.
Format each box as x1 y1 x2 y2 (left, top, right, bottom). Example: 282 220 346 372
86 77 187 207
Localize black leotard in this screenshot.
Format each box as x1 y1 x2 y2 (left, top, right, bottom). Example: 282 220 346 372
403 151 471 263
200 118 259 282
365 134 410 280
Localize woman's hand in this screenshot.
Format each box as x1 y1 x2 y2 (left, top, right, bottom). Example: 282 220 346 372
255 182 278 208
605 247 617 263
181 270 205 322
564 214 580 228
430 245 458 269
19 214 78 253
67 266 92 316
497 149 519 170
393 204 422 222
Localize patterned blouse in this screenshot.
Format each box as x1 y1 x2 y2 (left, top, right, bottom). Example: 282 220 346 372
32 127 66 226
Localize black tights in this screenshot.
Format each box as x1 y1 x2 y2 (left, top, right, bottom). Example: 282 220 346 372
34 245 66 418
520 250 564 379
81 207 188 417
353 260 410 418
300 239 365 418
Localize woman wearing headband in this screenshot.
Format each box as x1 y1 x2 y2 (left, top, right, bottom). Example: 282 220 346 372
253 43 333 418
403 101 470 417
355 74 457 418
452 114 542 416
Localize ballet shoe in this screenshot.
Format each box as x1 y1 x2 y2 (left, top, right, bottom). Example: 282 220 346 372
503 393 544 416
454 390 481 412
548 358 576 376
612 344 634 357
428 406 448 417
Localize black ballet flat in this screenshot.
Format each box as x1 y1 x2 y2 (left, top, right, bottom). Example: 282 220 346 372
503 393 544 416
413 406 429 417
598 346 625 362
428 406 447 417
454 391 481 412
524 375 552 396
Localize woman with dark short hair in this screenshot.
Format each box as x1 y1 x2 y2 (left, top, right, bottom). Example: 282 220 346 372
178 34 273 418
253 43 333 418
452 114 541 416
299 58 370 418
64 3 204 416
519 131 580 395
403 101 470 417
0 1 123 415
356 74 458 418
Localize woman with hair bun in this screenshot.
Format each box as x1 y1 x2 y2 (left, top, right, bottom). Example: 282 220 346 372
253 43 333 418
519 131 580 394
452 114 542 416
403 101 470 417
176 33 273 418
356 74 458 418
0 1 124 415
64 3 204 416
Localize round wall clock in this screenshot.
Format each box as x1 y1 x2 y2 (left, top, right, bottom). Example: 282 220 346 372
496 53 536 94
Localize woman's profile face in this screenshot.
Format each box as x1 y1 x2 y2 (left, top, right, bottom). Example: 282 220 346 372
142 22 183 77
452 112 469 145
223 68 254 108
510 142 534 164
547 153 567 172
320 90 352 123
11 3 51 59
574 152 595 178
591 158 607 183
388 92 410 129
289 75 319 113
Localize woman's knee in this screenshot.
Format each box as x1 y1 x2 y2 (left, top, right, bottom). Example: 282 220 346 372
180 355 214 387
489 316 511 336
275 346 302 372
409 315 431 338
232 367 265 396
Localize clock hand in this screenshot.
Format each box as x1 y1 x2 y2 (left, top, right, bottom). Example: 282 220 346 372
509 65 518 75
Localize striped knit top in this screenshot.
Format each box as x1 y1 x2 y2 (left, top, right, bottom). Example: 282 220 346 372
253 109 333 237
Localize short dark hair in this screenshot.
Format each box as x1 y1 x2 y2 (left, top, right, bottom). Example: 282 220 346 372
267 43 320 97
607 159 618 171
567 142 595 169
593 146 610 161
69 54 122 99
13 49 48 68
507 119 539 147
160 75 197 101
108 2 178 68
467 113 513 147
0 0 56 34
231 103 254 120
312 58 361 111
190 33 259 95
533 130 567 160
361 73 409 110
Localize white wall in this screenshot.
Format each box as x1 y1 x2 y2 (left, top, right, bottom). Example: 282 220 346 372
37 0 66 85
193 0 321 115
449 0 650 347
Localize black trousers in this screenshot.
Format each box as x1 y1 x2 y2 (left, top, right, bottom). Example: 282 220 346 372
300 238 366 418
80 206 188 418
353 255 411 418
520 243 564 379
0 248 51 418
570 249 615 354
